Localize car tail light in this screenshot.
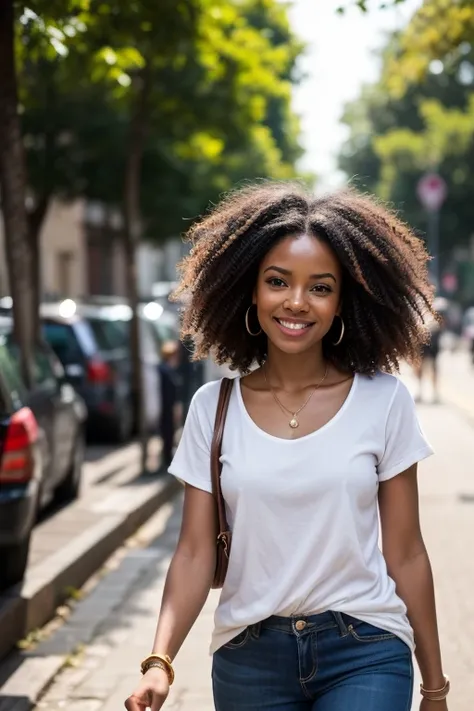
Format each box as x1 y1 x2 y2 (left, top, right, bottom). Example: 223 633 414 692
87 360 113 384
0 408 38 484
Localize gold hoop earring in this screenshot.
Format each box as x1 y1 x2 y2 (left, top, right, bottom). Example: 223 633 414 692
332 315 345 346
245 305 262 336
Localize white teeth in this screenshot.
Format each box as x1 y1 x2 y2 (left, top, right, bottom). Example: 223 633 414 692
279 320 309 330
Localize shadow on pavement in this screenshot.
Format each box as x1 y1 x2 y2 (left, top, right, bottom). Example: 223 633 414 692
458 493 474 503
84 443 126 463
0 696 32 711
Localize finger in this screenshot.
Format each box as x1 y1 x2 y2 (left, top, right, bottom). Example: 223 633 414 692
124 693 149 711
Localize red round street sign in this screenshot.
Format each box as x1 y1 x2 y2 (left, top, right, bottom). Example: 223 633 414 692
442 273 457 293
417 173 447 211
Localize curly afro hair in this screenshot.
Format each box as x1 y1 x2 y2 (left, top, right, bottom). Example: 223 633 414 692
172 181 435 375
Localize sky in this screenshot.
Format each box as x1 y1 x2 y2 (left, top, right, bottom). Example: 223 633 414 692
287 0 422 190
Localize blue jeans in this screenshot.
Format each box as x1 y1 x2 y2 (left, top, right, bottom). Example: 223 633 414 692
212 611 413 710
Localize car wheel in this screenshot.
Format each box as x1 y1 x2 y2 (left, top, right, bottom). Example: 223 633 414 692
0 535 31 590
54 430 85 504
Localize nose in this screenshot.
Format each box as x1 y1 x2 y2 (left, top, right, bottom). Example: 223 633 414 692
284 287 309 313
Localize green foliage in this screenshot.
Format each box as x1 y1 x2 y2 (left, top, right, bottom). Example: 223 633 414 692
17 0 305 241
339 31 474 280
384 0 474 96
336 0 405 14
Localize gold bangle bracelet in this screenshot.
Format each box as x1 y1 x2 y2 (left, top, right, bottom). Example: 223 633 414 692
140 654 175 685
142 660 174 685
420 675 450 700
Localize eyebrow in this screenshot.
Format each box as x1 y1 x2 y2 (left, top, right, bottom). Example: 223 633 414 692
263 265 337 283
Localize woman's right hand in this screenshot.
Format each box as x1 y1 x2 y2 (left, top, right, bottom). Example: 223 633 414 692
124 667 170 711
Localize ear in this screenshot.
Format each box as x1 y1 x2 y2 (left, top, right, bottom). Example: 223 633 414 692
252 288 257 305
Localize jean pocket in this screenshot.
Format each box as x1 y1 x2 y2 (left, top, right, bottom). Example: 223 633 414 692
348 621 397 643
224 628 251 649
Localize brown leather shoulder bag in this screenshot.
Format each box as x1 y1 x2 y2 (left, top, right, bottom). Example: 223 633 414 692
210 377 234 589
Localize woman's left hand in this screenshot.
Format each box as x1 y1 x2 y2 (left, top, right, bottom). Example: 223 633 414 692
420 698 448 711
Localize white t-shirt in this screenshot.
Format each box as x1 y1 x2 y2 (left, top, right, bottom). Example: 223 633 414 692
169 371 433 654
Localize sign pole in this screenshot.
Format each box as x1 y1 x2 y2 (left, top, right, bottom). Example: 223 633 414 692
427 207 440 287
417 172 447 291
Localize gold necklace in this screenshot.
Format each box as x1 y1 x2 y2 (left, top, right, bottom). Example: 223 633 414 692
263 364 329 429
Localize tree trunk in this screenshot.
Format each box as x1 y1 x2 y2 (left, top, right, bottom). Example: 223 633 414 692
28 195 51 340
123 68 151 472
0 0 35 386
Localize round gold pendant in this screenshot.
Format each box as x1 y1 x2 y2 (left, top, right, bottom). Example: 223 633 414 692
289 417 299 429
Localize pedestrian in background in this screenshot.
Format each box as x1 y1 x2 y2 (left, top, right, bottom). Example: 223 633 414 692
126 183 449 711
158 340 181 471
414 297 447 404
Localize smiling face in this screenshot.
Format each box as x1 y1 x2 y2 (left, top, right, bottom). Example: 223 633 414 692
253 233 342 356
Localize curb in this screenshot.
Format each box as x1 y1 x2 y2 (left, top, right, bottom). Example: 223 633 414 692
0 474 180 665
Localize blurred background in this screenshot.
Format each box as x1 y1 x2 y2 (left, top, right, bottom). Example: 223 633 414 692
1 1 474 709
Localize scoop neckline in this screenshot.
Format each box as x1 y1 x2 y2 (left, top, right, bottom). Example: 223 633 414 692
236 372 359 444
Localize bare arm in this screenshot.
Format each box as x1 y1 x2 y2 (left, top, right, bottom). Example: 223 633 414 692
378 465 445 690
125 484 217 710
151 483 217 659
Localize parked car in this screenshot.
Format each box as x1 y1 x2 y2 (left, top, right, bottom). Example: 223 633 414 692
41 301 162 442
0 318 87 589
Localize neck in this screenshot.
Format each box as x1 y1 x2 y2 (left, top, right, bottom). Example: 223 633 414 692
264 343 327 390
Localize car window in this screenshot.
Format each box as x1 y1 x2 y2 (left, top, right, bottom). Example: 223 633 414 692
34 349 58 390
0 339 27 409
44 345 66 380
87 318 128 351
43 321 88 364
72 320 98 357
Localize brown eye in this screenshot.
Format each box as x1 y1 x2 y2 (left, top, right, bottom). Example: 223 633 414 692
311 284 332 294
267 277 287 287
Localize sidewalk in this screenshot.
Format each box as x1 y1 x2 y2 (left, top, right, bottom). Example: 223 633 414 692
12 380 474 711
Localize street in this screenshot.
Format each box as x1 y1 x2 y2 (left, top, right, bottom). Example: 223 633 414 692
1 0 473 708
430 346 474 422
0 433 180 665
0 349 471 711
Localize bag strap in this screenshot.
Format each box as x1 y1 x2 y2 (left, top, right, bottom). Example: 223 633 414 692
210 377 234 535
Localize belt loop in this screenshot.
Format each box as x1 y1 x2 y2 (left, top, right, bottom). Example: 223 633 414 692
332 611 349 637
250 621 261 639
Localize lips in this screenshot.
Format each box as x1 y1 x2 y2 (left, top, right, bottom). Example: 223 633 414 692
273 317 315 337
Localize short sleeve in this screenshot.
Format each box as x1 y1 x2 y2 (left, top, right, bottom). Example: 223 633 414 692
377 379 433 481
167 386 214 493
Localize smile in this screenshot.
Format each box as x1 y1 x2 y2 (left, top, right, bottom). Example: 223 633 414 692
274 317 314 337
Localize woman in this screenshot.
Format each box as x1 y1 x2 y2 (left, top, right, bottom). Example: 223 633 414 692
125 183 448 711
413 298 447 404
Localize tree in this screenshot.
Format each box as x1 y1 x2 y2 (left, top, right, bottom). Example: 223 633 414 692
19 0 304 243
339 32 474 287
339 0 474 97
383 0 474 96
0 0 35 384
17 4 93 335
12 0 305 465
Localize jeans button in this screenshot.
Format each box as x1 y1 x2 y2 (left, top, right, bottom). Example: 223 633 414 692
295 620 307 631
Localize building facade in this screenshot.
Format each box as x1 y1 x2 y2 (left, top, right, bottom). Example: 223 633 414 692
0 199 178 300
